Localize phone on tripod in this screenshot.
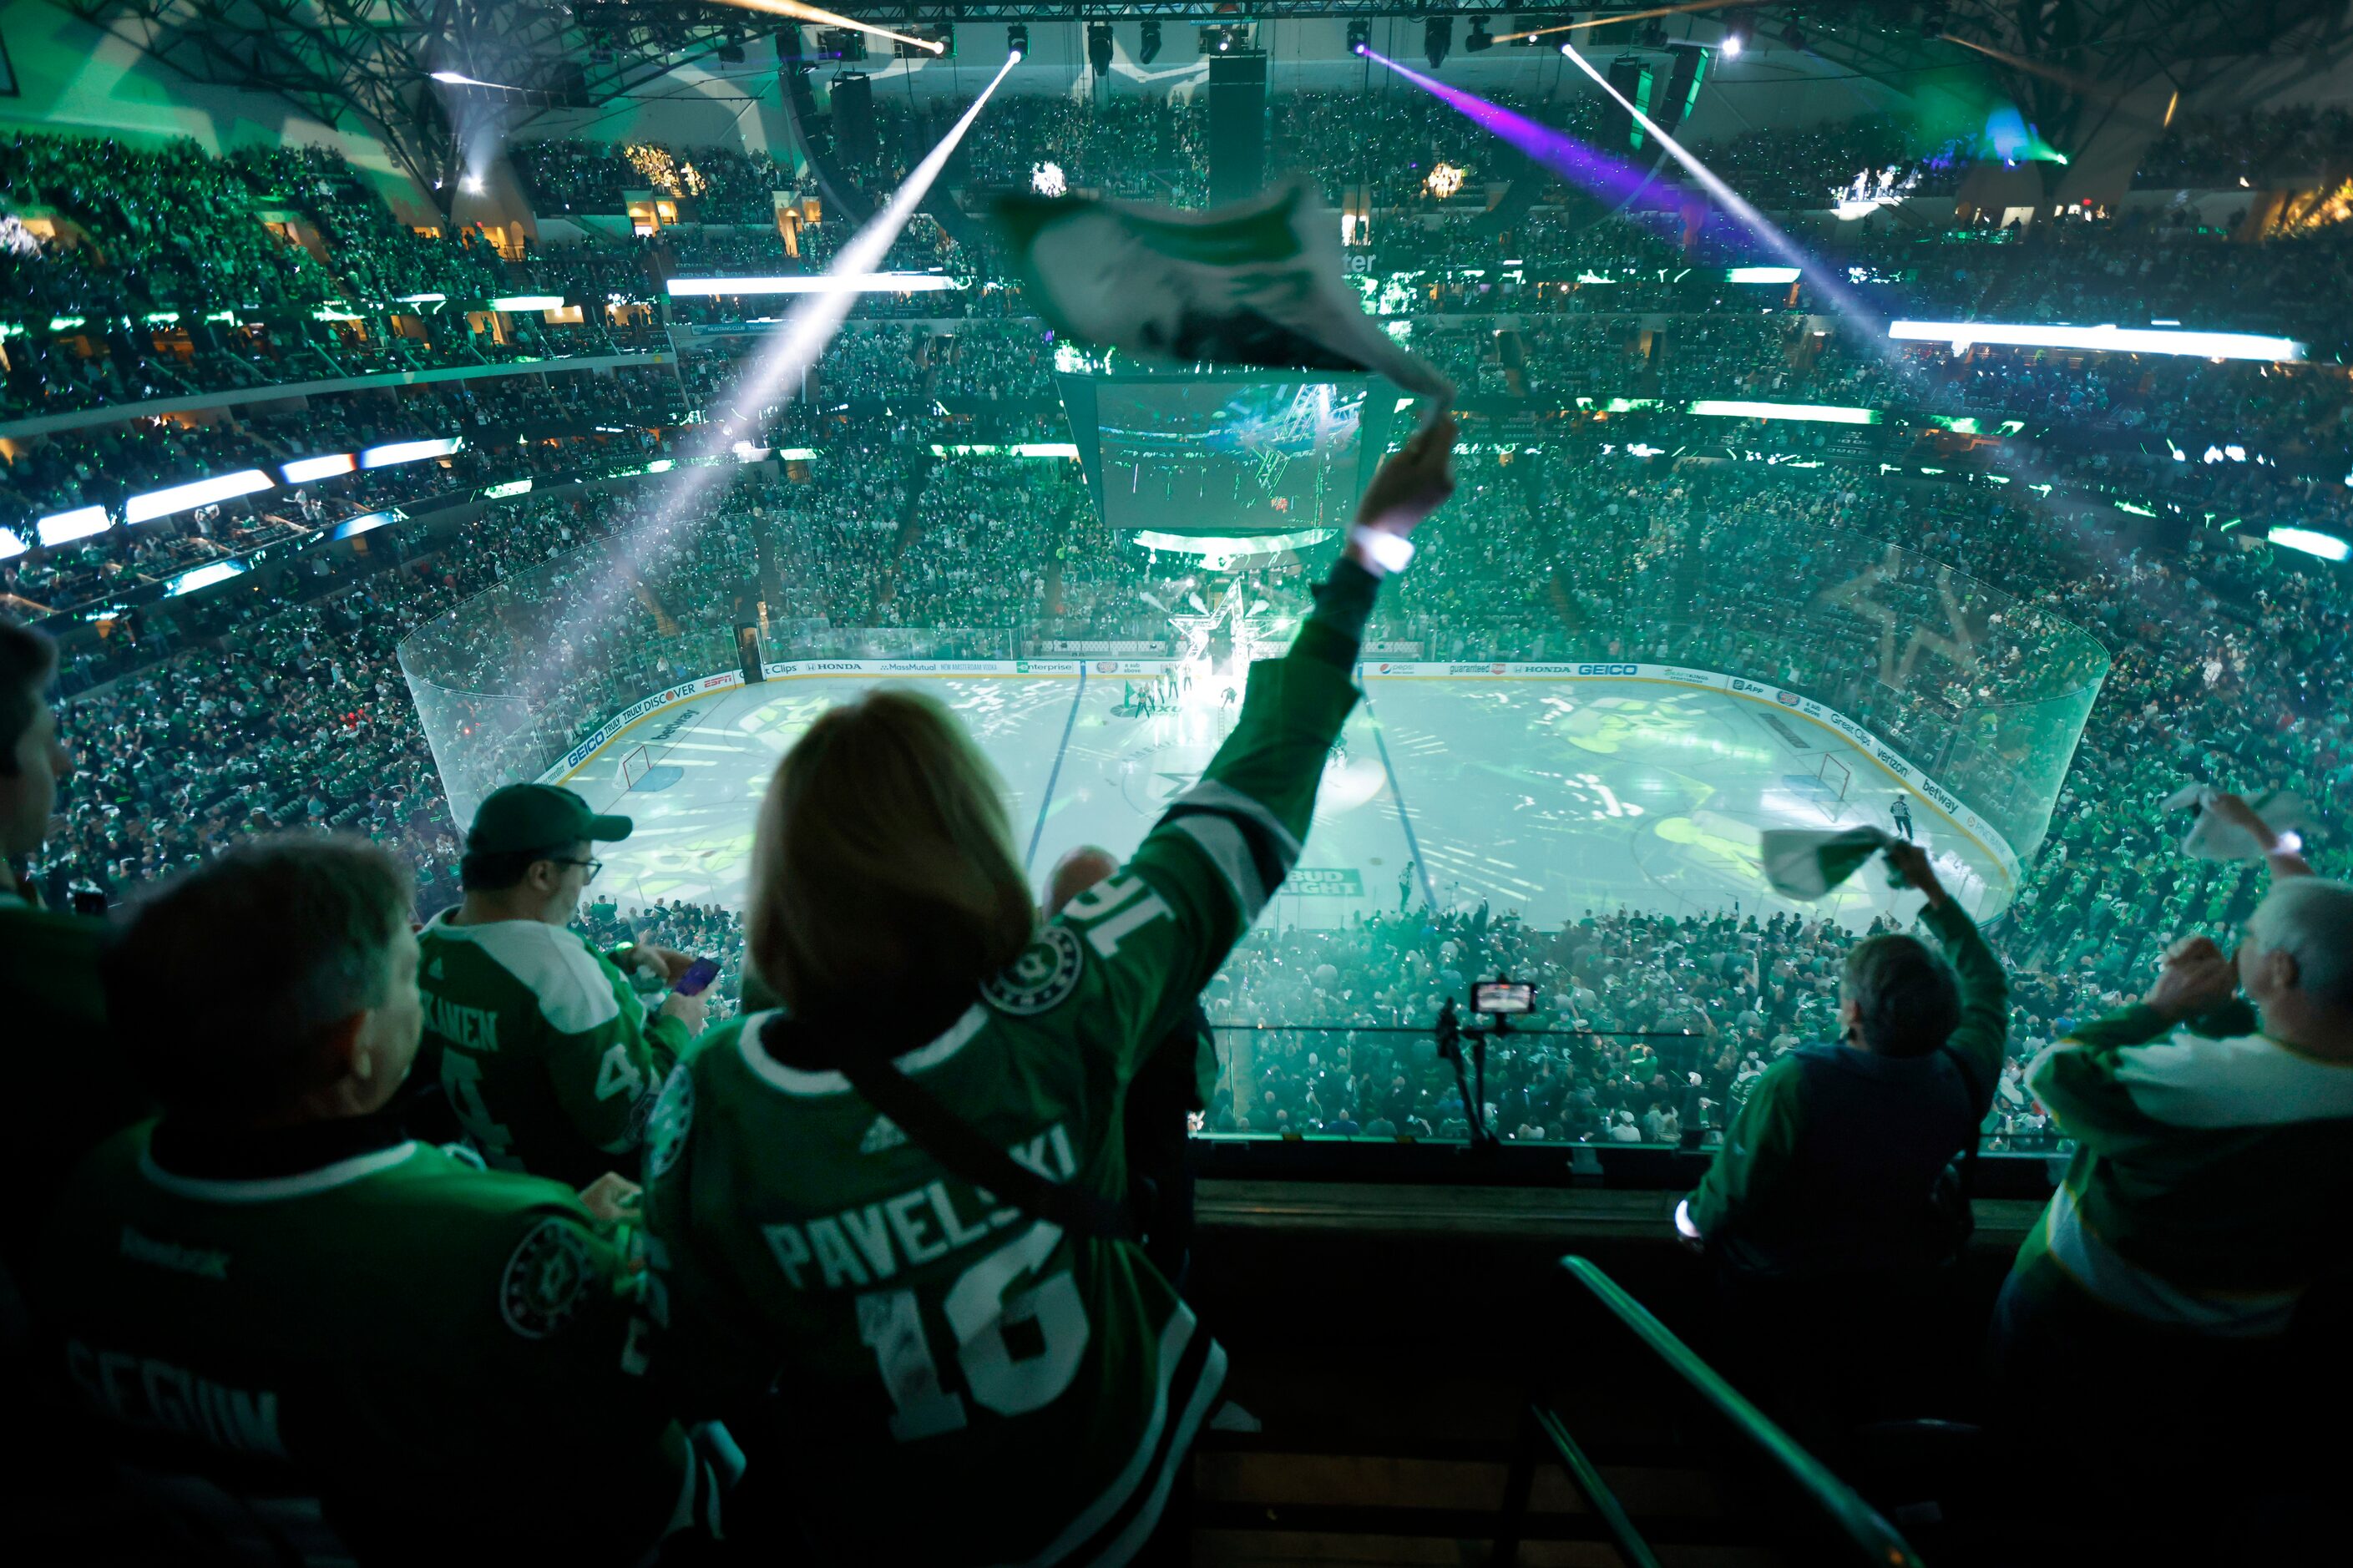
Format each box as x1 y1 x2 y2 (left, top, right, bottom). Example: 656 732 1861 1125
1471 980 1536 1016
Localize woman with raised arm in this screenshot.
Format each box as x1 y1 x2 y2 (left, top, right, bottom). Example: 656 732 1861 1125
639 417 1456 1566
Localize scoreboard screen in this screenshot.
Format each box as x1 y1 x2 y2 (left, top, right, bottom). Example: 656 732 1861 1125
1057 372 1396 536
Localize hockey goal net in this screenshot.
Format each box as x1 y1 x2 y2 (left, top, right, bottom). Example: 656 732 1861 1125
618 745 653 792
1814 751 1853 802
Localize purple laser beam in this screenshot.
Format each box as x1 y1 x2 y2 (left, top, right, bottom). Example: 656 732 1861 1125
1360 48 1657 208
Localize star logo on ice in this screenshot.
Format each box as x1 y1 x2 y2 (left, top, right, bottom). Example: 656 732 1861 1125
1814 546 1978 691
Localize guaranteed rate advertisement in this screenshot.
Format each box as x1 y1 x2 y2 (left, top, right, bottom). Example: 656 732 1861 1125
1060 372 1390 535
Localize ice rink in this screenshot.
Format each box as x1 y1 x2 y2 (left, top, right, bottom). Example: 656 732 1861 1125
570 670 2012 931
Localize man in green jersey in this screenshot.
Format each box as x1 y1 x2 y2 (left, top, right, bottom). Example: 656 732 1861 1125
2 617 150 1292
417 783 707 1186
1991 795 2353 1449
36 837 714 1563
638 416 1456 1565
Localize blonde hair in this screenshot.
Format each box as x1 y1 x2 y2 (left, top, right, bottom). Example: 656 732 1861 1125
747 687 1035 1029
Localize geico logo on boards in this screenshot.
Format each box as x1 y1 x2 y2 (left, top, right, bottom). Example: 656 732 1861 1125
1576 664 1640 676
1776 690 1801 707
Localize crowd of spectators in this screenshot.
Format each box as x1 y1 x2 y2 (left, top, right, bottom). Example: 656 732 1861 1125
13 89 2353 1568
2137 104 2353 188
12 105 2353 1150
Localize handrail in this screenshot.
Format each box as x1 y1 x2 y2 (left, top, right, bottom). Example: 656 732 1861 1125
1525 1256 1925 1568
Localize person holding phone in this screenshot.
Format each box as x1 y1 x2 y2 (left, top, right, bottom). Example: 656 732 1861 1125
413 785 708 1187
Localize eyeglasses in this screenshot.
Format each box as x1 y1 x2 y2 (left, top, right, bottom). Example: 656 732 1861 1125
550 857 605 884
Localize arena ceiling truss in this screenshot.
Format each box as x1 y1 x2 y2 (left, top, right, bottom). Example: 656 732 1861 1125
51 0 773 210
48 1 2353 211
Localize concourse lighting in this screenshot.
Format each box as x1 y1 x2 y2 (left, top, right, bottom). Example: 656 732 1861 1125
124 469 274 524
1888 320 2305 362
2270 526 2350 562
490 295 565 312
166 561 247 597
396 291 448 305
665 272 960 296
36 507 112 547
329 511 404 541
281 453 357 483
1688 399 1880 425
362 438 463 469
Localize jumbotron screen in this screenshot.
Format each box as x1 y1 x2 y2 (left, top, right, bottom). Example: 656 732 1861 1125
1058 372 1394 535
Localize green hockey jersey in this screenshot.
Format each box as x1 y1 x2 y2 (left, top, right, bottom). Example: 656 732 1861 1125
2009 999 2353 1336
641 604 1367 1565
36 1117 703 1563
416 912 687 1188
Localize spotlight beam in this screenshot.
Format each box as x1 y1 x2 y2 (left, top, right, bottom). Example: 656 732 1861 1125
1556 38 2213 657
702 48 1017 448
709 0 945 54
1360 49 1656 206
519 51 1015 719
1496 0 1753 46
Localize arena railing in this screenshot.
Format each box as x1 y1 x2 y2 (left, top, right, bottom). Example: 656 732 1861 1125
1492 1257 1926 1568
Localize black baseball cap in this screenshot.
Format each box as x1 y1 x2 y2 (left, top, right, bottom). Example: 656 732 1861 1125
467 784 632 854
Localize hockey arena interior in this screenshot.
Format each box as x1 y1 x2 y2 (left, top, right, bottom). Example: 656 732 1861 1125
7 2 2353 1563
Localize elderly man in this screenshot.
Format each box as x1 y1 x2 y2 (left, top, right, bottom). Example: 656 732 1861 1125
1990 794 2353 1442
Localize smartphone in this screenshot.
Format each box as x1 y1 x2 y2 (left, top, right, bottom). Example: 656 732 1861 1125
673 957 721 997
1472 981 1536 1016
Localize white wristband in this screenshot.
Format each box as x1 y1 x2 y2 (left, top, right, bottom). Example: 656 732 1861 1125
1349 525 1415 577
